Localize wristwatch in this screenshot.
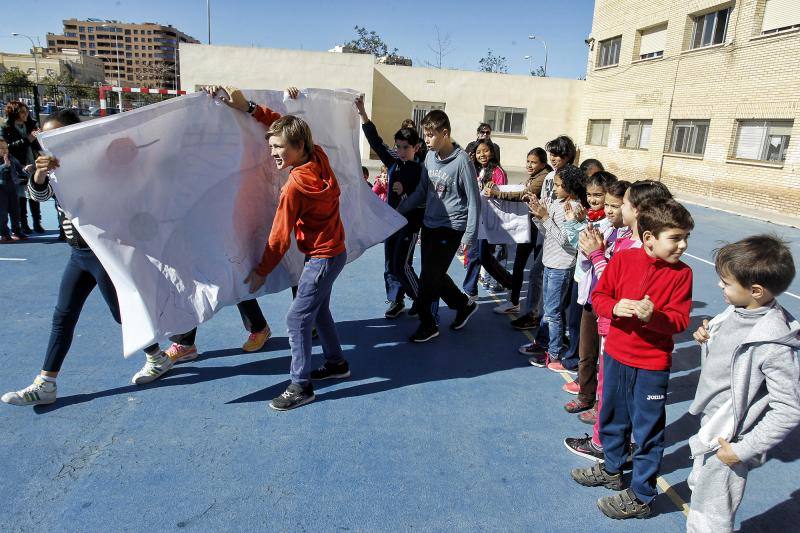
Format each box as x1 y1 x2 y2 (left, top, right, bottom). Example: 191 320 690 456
247 100 257 114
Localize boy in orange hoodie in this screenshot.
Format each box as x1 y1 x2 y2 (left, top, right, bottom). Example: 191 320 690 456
209 86 349 411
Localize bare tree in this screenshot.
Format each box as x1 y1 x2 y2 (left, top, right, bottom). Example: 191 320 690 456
424 26 454 69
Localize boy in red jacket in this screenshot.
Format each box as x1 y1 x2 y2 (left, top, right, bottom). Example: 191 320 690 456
570 198 694 519
210 85 348 411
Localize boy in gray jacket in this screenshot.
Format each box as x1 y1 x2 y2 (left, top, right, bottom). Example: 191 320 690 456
687 235 800 532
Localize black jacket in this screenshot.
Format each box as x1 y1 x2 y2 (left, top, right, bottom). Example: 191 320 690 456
362 120 424 229
2 117 41 165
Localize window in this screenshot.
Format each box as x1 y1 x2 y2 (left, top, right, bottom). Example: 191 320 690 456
638 25 667 60
87 27 94 33
597 36 621 67
411 102 446 137
691 7 729 49
125 29 131 35
79 26 85 32
622 120 653 149
761 0 800 33
587 120 611 146
483 106 527 135
667 120 710 155
89 43 95 49
733 120 792 162
89 35 95 41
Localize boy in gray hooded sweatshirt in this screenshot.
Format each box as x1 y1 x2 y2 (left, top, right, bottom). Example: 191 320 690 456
687 235 800 532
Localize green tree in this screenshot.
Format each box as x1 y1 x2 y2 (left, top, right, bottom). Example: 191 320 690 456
478 50 508 74
0 69 33 87
345 26 398 57
530 65 547 77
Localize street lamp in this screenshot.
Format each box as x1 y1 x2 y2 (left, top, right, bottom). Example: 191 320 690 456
528 35 548 77
100 24 121 87
207 0 212 44
11 33 41 120
523 55 533 75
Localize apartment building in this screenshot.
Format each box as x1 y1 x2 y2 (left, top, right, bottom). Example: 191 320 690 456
579 0 800 216
46 18 200 89
0 48 105 84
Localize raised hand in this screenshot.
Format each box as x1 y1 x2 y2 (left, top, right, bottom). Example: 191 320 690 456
564 200 575 220
693 319 711 344
579 227 604 255
203 85 249 112
286 87 300 99
572 202 587 222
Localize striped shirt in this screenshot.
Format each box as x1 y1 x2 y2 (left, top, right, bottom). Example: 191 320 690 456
28 177 88 249
534 198 578 269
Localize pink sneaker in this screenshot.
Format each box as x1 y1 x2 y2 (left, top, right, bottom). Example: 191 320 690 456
562 380 580 395
546 358 570 374
165 343 198 363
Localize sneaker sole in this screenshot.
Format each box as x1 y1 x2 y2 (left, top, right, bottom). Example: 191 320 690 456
493 307 520 314
131 361 175 385
548 365 573 374
528 358 547 368
172 351 199 363
563 439 603 462
562 384 580 395
269 393 316 411
384 310 405 319
565 402 594 414
312 370 351 380
411 330 440 343
450 304 478 330
2 396 56 406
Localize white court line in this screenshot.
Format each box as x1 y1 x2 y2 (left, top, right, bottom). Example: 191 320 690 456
0 258 27 261
684 252 800 301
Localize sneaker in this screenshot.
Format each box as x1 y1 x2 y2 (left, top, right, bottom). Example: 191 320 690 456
510 313 539 330
493 301 520 314
21 223 32 235
570 463 622 491
407 302 419 317
528 353 547 367
450 301 478 330
547 357 573 374
0 235 11 243
384 300 405 319
33 222 45 234
564 434 605 462
310 360 351 380
519 341 546 356
269 383 315 411
579 407 599 425
242 326 271 352
1 376 57 406
12 233 28 241
565 398 594 414
466 293 478 305
131 352 175 385
409 324 439 343
165 343 198 363
562 380 580 395
597 489 651 520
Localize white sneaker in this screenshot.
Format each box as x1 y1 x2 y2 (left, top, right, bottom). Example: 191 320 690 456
132 352 175 385
493 302 520 314
1 376 57 406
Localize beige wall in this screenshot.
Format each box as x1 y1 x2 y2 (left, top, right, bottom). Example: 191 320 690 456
372 64 584 168
580 0 800 216
179 44 585 169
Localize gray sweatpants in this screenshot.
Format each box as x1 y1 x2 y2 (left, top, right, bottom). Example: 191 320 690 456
686 452 749 533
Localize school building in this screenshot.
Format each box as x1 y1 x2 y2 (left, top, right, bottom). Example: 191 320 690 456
179 0 800 219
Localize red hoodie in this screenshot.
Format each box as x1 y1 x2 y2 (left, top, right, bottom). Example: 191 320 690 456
591 246 693 371
252 105 346 276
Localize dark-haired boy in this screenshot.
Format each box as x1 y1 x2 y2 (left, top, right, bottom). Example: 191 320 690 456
571 199 694 519
398 109 480 342
355 95 424 318
686 235 799 532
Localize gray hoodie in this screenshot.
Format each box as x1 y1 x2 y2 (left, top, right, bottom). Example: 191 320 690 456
688 301 800 464
399 146 480 246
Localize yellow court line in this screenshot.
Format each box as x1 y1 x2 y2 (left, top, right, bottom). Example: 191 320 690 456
489 292 690 517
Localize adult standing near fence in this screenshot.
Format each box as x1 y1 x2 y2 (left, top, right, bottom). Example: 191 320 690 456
1 101 45 234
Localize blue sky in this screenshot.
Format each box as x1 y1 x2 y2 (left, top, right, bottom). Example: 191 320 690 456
1 0 595 79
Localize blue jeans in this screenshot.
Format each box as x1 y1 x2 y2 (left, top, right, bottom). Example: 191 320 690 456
521 233 545 317
533 266 572 358
287 252 347 385
561 279 582 370
599 352 670 504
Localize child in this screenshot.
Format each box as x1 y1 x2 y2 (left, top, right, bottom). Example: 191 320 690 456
0 138 27 242
398 109 480 342
372 165 388 201
211 85 349 411
561 171 618 411
355 95 424 319
463 139 508 299
565 180 674 460
523 164 586 372
512 135 576 332
362 165 372 186
686 235 799 532
571 198 694 520
1 109 171 407
579 158 604 177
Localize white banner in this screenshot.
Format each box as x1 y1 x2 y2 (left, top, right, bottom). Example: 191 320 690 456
477 185 531 244
38 89 407 356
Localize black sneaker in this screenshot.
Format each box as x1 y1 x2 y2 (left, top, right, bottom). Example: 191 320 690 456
409 324 439 343
450 301 478 330
570 463 623 491
310 360 351 380
269 383 315 411
384 300 405 319
407 302 418 317
597 488 651 520
510 313 539 330
564 434 604 462
528 353 547 367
